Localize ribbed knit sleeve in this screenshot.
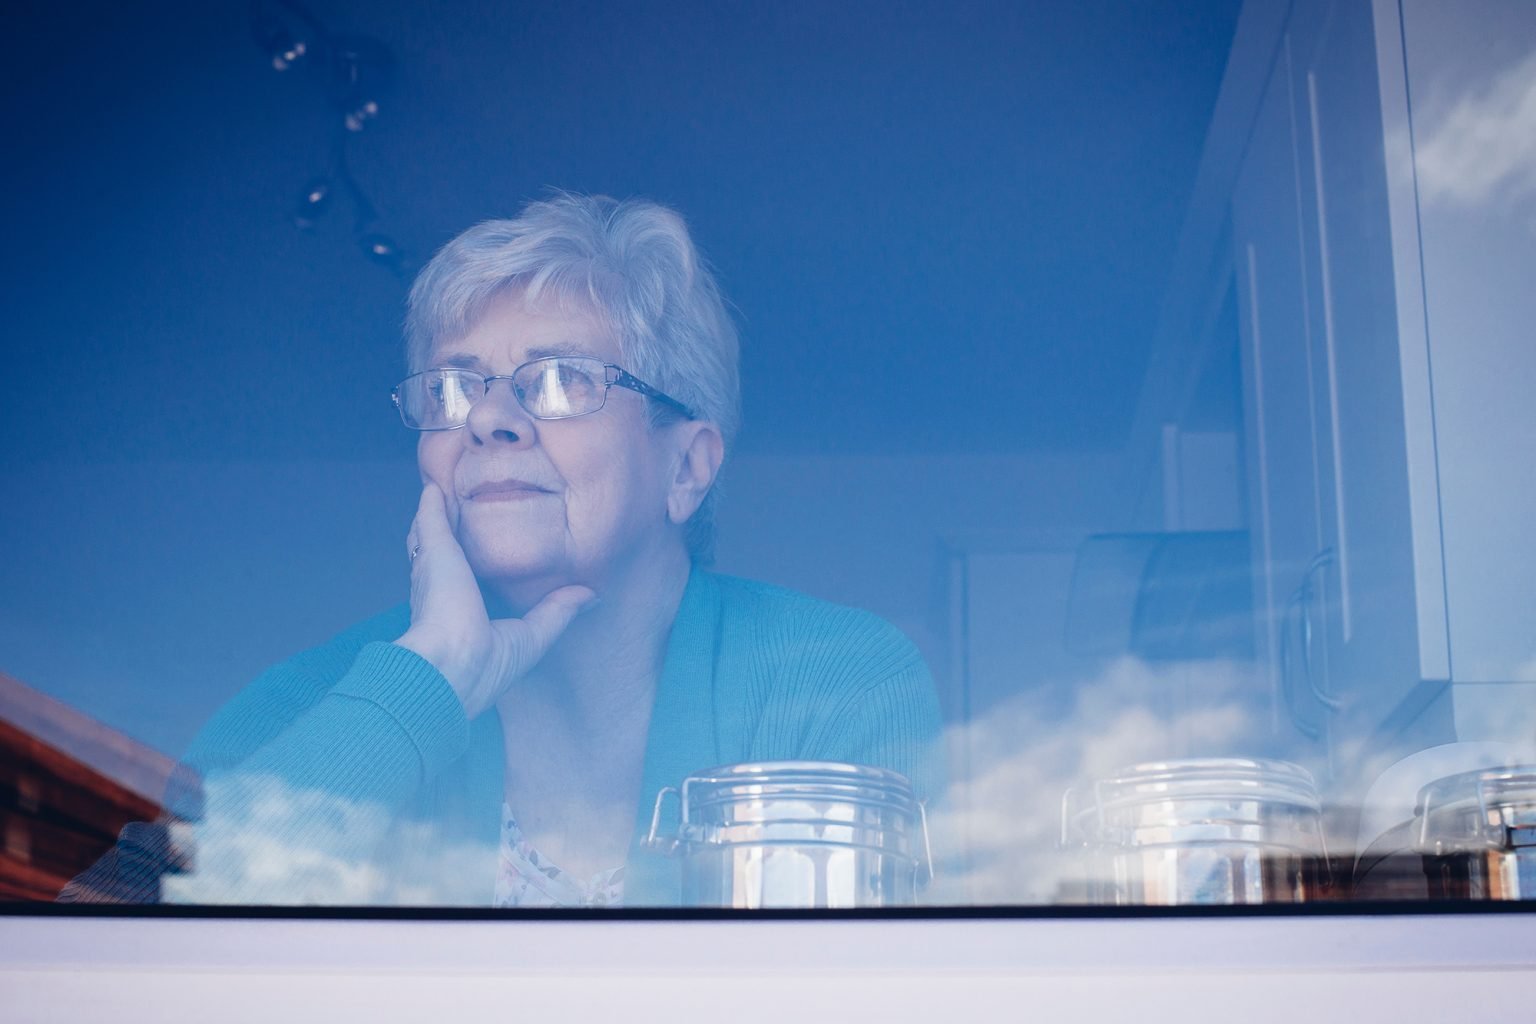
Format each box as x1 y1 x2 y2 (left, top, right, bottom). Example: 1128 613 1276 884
62 605 477 904
180 606 415 777
236 640 468 806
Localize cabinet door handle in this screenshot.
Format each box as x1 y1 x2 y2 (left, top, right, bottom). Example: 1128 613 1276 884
1280 587 1322 739
1301 549 1346 712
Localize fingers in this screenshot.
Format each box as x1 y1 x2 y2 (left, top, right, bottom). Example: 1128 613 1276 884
492 585 597 670
415 482 455 548
408 483 459 564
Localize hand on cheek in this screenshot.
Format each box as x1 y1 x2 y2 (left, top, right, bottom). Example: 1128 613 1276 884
396 482 594 720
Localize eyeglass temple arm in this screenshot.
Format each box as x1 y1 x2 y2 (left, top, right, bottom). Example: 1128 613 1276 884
607 366 694 418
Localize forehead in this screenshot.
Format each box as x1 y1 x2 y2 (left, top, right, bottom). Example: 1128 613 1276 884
428 289 622 368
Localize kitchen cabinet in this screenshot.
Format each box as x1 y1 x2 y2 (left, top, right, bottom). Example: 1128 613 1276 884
1229 0 1536 781
1396 1 1536 694
1232 24 1338 757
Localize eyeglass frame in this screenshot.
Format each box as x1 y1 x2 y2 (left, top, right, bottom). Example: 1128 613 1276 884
391 356 696 431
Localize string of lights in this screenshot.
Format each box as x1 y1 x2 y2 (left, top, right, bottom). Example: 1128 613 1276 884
249 0 411 277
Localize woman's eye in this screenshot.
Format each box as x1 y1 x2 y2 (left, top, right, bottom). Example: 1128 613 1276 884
428 372 477 418
555 364 601 395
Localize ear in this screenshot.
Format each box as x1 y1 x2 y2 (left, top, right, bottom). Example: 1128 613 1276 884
665 421 725 527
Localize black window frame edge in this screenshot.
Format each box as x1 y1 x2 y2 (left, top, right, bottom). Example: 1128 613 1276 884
5 899 1535 922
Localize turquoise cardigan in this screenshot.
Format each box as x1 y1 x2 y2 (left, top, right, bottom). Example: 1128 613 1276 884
79 569 943 906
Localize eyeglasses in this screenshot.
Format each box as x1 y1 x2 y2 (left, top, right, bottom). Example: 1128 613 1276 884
391 356 695 431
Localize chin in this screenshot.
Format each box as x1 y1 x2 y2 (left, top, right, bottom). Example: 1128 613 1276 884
457 509 560 572
461 536 571 597
466 544 562 583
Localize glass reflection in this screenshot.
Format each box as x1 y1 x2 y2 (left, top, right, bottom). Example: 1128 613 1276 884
4 0 1536 911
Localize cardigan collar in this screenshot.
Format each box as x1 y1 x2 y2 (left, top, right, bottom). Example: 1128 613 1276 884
624 565 723 905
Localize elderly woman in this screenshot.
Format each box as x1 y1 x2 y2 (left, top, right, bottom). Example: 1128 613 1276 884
65 194 941 907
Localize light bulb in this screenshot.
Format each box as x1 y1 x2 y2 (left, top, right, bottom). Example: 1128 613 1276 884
358 232 404 271
330 35 394 133
291 177 332 230
344 100 380 133
251 13 309 72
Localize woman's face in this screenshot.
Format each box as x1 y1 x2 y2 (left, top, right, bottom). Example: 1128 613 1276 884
415 291 679 599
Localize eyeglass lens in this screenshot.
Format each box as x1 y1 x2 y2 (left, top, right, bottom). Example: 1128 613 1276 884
396 358 610 429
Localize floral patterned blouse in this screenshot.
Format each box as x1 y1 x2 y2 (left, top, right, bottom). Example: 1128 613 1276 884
493 803 626 908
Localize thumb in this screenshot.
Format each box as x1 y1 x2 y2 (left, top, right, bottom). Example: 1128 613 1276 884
492 586 597 666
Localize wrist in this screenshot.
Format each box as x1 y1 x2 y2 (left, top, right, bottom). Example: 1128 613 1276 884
394 630 477 703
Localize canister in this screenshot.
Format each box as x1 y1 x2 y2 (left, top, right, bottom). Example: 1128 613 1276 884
1063 757 1327 905
645 760 931 908
1415 766 1536 901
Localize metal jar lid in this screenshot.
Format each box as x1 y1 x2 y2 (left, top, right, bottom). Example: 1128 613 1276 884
682 760 919 814
646 760 927 860
1065 757 1323 851
1414 765 1536 855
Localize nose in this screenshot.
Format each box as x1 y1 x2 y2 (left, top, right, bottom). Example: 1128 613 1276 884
463 377 537 449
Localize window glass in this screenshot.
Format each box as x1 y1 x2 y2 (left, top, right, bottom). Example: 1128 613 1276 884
4 0 1535 911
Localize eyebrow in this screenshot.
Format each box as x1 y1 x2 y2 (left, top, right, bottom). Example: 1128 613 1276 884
429 351 488 371
524 342 595 360
428 342 597 369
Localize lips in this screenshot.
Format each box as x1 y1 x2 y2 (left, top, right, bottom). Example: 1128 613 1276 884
465 478 555 501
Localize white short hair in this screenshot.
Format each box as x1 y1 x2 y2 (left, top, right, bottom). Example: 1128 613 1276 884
405 193 741 561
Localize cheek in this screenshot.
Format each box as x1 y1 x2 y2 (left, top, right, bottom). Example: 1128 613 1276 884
417 435 454 479
574 478 633 536
416 437 463 507
546 437 648 537
564 444 668 541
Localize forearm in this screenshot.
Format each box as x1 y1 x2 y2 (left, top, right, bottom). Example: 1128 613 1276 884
163 642 469 904
61 629 468 906
227 642 469 806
